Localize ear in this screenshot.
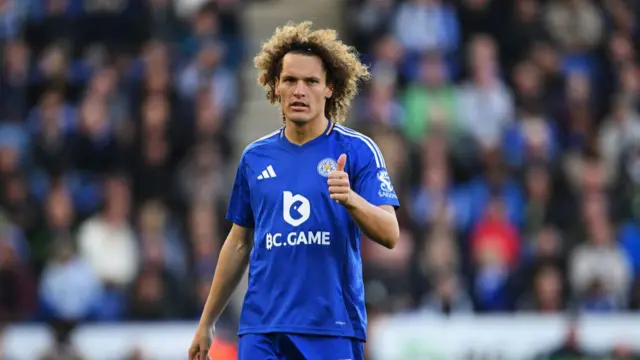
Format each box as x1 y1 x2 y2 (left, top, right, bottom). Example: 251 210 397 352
274 78 280 97
325 85 333 99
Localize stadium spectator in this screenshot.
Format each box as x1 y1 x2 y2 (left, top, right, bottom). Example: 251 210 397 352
0 221 35 321
401 52 463 144
458 35 515 149
76 175 139 288
38 237 102 321
393 0 460 55
421 269 474 314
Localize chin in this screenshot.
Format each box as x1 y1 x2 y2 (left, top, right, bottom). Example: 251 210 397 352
286 113 313 125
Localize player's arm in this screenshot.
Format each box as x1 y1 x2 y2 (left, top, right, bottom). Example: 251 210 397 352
344 193 399 249
198 154 255 329
328 152 400 249
197 223 252 328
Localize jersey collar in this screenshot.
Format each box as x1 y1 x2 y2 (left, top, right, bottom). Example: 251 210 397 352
279 120 335 151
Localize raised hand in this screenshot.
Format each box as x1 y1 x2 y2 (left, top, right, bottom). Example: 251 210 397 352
327 154 352 206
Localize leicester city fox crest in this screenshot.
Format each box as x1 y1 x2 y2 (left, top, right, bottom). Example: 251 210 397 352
317 158 337 177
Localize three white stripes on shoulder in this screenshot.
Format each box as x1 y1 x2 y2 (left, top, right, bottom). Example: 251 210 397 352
257 165 277 180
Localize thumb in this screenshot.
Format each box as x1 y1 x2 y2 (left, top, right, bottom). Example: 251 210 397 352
336 153 347 172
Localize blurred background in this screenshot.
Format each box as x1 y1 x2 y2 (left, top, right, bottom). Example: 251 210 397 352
0 0 640 359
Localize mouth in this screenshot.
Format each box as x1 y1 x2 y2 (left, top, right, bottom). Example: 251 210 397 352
289 101 309 112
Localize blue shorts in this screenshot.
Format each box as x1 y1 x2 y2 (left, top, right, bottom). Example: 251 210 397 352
238 333 364 360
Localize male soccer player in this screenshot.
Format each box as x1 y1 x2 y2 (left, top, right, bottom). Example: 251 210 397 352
188 21 400 360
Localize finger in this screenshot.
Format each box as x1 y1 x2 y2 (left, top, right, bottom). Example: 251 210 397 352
327 179 351 189
329 186 350 194
328 171 348 180
336 153 347 172
330 193 348 202
327 178 349 186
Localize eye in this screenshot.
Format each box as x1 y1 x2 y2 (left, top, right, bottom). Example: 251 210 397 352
308 79 319 84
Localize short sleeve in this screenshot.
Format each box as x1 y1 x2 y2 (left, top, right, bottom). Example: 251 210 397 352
352 141 400 209
225 155 255 228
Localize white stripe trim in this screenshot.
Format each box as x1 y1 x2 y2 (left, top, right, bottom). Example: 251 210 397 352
244 129 282 154
334 127 382 168
335 125 386 167
334 125 385 168
253 129 281 143
266 165 276 177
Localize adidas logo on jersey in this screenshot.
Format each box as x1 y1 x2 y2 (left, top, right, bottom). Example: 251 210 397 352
257 165 277 180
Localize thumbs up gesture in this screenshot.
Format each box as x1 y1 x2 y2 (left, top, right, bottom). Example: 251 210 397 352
328 154 352 206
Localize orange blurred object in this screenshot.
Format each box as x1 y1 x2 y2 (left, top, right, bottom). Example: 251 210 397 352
208 338 238 360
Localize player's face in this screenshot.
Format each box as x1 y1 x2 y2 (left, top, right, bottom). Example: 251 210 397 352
276 53 333 125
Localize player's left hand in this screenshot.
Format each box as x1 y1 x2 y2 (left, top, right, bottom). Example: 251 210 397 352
328 153 353 206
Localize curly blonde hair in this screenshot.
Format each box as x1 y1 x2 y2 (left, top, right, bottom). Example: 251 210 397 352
254 21 371 124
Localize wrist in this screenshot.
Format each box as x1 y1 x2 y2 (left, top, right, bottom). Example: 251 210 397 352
198 322 215 334
199 314 216 329
344 190 360 210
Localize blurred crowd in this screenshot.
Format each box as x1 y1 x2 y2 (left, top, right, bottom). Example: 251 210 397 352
346 0 640 357
0 0 244 335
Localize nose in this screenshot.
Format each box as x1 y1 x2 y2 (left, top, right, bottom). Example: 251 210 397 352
293 81 306 97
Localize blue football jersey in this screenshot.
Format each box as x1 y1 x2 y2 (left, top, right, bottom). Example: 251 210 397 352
226 122 400 341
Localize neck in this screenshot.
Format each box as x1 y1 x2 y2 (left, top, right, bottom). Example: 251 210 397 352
284 116 329 145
